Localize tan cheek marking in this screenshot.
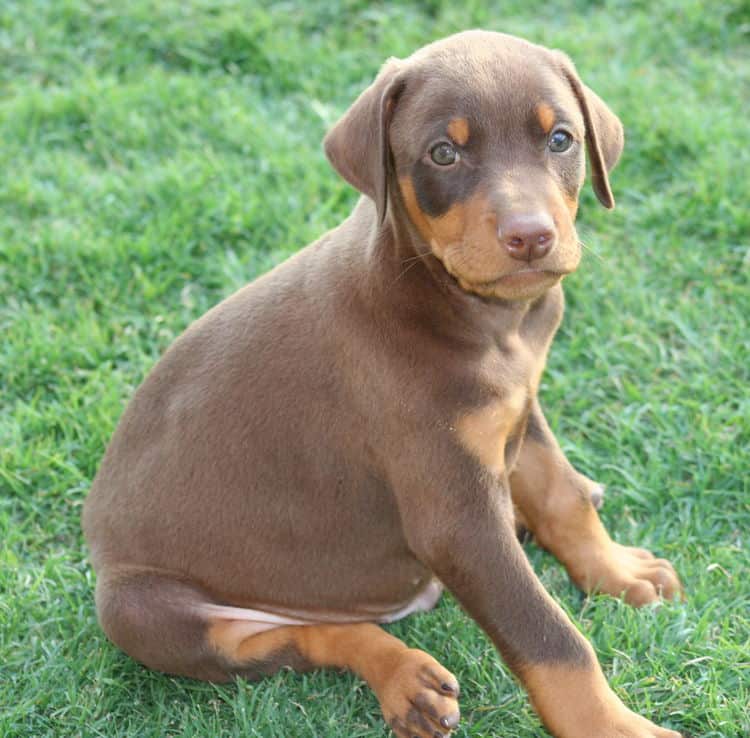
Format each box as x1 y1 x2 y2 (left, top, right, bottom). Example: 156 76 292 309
432 201 466 247
536 103 556 134
398 176 435 247
447 117 469 146
438 193 497 283
457 392 527 475
444 193 506 290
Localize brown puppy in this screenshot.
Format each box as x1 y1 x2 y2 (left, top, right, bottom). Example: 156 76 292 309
83 31 683 738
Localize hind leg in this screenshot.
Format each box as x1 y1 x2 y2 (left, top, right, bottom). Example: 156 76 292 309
95 566 460 738
210 620 461 738
95 565 243 681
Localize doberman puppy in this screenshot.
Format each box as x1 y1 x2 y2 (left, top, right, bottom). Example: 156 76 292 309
83 31 683 738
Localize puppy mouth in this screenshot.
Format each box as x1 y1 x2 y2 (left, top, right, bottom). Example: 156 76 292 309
451 267 565 301
478 269 564 289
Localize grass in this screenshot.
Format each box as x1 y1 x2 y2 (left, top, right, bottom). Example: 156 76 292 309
1 0 748 736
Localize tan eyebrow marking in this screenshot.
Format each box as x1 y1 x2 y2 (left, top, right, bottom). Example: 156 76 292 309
536 103 556 134
447 117 470 146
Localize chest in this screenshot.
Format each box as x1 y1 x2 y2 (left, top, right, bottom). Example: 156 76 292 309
454 292 563 476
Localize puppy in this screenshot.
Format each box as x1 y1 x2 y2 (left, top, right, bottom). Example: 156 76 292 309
84 30 683 738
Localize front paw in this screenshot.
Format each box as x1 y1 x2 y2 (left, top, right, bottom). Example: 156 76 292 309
570 540 683 606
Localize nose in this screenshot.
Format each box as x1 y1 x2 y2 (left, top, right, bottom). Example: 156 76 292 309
499 213 557 262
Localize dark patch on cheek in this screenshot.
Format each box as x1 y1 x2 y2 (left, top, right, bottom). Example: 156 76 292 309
411 159 482 218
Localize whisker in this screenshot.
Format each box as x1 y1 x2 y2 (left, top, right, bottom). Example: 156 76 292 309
578 239 605 263
399 252 430 266
393 248 432 284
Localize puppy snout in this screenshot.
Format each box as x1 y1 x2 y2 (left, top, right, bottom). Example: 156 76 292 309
499 213 557 262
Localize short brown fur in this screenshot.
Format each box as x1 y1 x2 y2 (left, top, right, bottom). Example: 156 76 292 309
84 30 682 738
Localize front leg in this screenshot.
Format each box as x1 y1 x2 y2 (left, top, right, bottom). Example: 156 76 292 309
390 433 680 738
510 399 682 605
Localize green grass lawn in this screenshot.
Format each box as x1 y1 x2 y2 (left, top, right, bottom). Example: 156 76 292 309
1 1 748 736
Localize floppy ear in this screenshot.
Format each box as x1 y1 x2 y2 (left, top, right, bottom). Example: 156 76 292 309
555 53 624 209
323 59 406 223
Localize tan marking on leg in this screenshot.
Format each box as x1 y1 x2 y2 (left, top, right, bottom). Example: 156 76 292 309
447 117 470 146
208 620 303 665
457 392 526 475
208 620 461 737
520 660 680 737
510 438 683 605
521 659 616 734
536 102 556 134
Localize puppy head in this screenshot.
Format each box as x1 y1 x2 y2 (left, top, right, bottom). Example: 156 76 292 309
324 31 624 301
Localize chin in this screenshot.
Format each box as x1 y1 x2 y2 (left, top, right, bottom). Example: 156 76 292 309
458 269 565 302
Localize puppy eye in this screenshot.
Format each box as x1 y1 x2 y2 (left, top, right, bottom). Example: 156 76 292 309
548 129 573 153
430 141 458 166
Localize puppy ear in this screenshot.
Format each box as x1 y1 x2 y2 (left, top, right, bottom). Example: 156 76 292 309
324 59 406 223
555 53 624 209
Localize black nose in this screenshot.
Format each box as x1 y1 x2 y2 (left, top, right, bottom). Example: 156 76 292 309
499 213 557 262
